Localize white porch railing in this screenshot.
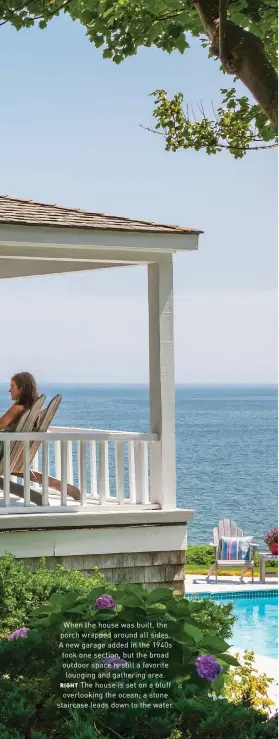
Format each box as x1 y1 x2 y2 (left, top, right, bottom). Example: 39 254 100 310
0 426 160 513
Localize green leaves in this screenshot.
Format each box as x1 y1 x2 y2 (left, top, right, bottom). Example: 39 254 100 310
146 587 174 605
147 87 277 158
212 671 225 693
115 582 147 605
0 0 277 143
183 622 203 644
218 652 240 666
221 649 275 714
176 599 205 617
5 552 277 738
175 33 188 54
200 635 230 653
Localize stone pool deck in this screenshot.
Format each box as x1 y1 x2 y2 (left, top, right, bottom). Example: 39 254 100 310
185 573 278 594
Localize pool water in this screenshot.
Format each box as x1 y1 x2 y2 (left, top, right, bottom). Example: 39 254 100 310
226 595 278 658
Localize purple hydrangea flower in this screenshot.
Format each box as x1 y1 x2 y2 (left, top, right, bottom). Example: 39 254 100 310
92 595 115 610
102 655 128 669
7 627 30 641
195 655 222 681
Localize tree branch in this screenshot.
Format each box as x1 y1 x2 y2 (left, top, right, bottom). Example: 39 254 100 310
0 0 70 26
192 0 278 128
0 0 36 26
219 0 227 64
140 123 277 152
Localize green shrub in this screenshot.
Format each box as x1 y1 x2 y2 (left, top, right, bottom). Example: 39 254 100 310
254 552 278 569
0 582 276 738
0 583 240 734
0 552 107 633
222 650 275 714
190 599 236 641
0 678 276 738
186 546 214 567
177 692 277 739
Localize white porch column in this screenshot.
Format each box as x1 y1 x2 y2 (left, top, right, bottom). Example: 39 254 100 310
148 260 176 509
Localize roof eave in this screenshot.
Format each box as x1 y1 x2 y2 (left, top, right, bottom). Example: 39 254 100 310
0 219 202 236
0 222 201 253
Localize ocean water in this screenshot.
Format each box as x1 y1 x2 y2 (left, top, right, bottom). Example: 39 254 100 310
0 384 277 546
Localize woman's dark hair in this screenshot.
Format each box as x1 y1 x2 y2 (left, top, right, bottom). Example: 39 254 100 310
11 372 39 409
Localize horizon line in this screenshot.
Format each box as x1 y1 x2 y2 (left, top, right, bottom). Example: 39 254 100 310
0 381 277 387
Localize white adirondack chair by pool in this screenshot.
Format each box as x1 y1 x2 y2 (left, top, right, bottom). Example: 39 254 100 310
207 519 257 583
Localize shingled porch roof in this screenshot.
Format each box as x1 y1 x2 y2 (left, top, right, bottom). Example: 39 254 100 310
0 195 201 235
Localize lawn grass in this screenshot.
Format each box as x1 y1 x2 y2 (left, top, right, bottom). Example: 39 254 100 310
184 546 278 577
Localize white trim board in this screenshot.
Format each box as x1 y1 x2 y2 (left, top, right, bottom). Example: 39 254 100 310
0 508 194 529
0 224 199 253
0 523 188 558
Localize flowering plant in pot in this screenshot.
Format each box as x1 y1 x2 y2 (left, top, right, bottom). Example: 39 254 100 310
264 527 278 554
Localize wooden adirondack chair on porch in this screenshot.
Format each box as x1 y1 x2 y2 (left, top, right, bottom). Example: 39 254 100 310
207 519 257 582
0 394 80 505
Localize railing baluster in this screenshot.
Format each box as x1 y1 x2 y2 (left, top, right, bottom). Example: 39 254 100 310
3 440 10 506
142 442 149 503
42 440 49 506
135 441 149 504
128 441 136 503
54 440 61 480
0 429 159 512
99 441 109 504
31 450 40 490
61 441 68 506
67 441 74 485
89 441 98 497
23 441 30 506
79 440 87 505
77 441 80 488
115 441 124 505
33 451 39 473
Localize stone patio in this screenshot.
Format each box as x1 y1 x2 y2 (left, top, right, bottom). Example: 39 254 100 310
185 573 278 595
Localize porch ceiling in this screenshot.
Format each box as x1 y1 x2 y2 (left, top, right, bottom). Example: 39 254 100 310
0 259 133 280
0 195 202 279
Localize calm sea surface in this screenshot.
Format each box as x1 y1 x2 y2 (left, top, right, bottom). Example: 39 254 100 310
0 384 277 546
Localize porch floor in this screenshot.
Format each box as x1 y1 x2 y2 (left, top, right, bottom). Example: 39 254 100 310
0 490 157 508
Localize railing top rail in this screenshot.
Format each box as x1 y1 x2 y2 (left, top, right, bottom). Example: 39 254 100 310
49 425 158 438
0 430 159 442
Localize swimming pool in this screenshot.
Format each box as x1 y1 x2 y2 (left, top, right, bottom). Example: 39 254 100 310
187 590 278 659
226 594 278 658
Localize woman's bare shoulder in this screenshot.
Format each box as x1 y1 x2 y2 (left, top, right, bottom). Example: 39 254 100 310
11 404 25 418
0 404 25 430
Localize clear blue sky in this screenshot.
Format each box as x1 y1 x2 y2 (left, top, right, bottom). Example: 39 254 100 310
0 16 277 383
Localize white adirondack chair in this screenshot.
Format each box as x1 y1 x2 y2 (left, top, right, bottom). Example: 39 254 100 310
207 519 257 582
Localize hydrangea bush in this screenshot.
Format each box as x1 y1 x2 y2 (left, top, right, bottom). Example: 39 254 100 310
7 626 30 641
2 586 233 690
195 655 222 681
0 583 277 738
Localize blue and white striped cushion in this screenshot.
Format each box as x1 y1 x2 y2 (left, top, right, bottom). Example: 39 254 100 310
220 536 252 561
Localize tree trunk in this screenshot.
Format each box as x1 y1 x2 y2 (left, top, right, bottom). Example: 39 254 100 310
193 0 278 128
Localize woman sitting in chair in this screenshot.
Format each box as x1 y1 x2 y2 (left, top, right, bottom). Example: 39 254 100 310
0 372 38 460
